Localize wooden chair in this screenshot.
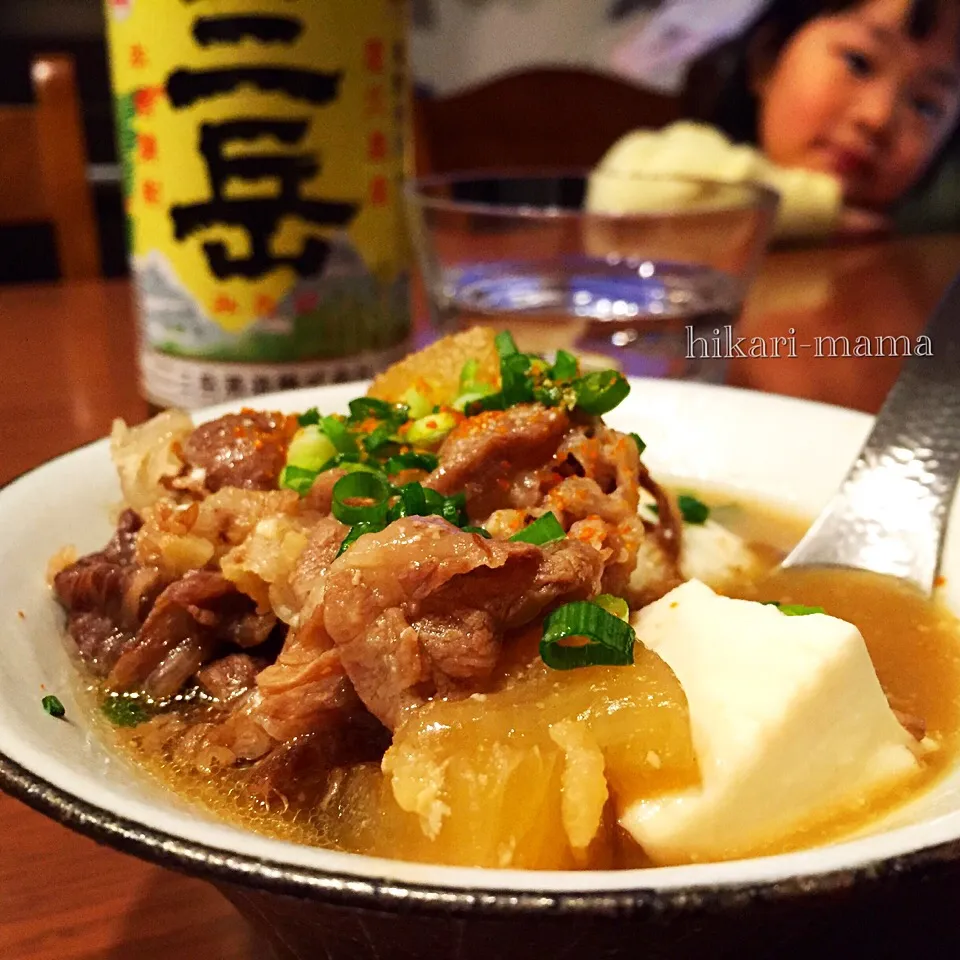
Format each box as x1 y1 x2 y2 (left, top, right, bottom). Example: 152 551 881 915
413 67 682 176
0 55 101 280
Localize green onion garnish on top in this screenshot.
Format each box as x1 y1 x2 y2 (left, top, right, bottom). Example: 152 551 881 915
630 433 647 457
348 397 397 423
592 594 630 621
500 352 535 407
336 521 382 557
331 472 391 526
462 525 492 539
763 601 827 617
540 600 636 670
279 464 320 496
320 415 359 455
387 481 428 521
550 349 578 381
362 422 398 454
384 451 439 475
298 407 321 427
495 330 520 358
573 370 631 415
509 512 565 545
440 491 468 527
42 695 65 719
287 424 337 472
677 494 710 525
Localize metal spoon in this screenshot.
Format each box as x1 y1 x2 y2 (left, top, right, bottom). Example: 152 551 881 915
780 272 960 596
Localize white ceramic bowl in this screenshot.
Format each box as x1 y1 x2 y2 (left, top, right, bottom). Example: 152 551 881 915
3 379 960 959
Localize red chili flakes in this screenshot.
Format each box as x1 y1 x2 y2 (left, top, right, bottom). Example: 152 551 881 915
935 575 947 587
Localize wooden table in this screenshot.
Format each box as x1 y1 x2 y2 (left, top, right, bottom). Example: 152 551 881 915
0 234 958 959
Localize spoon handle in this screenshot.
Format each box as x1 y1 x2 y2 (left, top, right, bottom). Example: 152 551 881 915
782 273 960 595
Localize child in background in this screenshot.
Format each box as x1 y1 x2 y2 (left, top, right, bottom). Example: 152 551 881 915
590 0 960 240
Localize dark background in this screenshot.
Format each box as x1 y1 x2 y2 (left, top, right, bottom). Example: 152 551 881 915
0 0 126 284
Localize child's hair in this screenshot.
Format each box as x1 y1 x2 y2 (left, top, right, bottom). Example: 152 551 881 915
684 0 957 144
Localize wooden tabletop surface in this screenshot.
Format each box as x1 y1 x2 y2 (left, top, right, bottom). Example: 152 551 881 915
0 233 958 959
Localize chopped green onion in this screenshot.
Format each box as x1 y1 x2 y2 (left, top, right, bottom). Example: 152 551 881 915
298 408 321 427
320 416 359 455
102 696 148 727
400 386 433 420
462 525 492 539
550 349 578 381
592 594 629 621
384 452 439 475
330 451 362 467
781 604 826 616
287 424 336 472
388 482 429 521
495 330 519 358
500 353 535 406
407 411 458 448
678 494 710 525
573 370 630 415
339 461 389 476
363 422 398 454
279 464 319 496
509 512 565 545
42 695 65 719
763 601 827 617
630 433 647 457
534 384 563 407
454 389 496 412
348 397 395 422
540 601 636 670
441 491 468 527
465 392 506 415
331 472 391 526
459 358 480 389
336 521 382 557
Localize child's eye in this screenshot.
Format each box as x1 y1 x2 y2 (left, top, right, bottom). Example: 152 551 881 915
910 95 945 123
842 49 874 78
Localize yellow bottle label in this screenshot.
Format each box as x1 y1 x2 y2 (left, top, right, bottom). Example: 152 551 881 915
104 0 411 407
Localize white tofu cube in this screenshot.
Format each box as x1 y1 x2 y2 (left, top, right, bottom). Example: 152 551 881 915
622 580 920 863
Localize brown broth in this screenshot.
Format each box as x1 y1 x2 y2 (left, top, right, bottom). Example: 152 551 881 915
88 489 960 868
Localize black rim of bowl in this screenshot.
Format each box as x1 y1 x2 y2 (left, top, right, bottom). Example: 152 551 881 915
4 748 960 917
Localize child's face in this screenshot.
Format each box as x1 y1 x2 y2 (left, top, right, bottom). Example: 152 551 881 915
755 0 960 209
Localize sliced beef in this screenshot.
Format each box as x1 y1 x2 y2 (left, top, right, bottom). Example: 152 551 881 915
555 424 641 512
107 570 277 699
426 404 570 520
168 519 354 769
303 468 348 515
196 653 266 703
253 625 356 743
53 510 166 676
181 411 295 493
505 538 605 625
320 516 601 728
287 515 349 613
243 717 390 807
63 612 139 676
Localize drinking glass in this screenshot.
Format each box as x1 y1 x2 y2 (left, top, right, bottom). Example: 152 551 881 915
405 172 779 381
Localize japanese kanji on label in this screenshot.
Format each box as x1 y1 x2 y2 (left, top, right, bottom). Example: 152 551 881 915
103 0 412 409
